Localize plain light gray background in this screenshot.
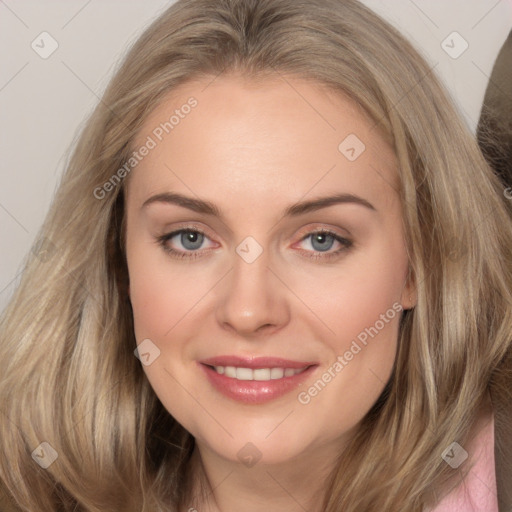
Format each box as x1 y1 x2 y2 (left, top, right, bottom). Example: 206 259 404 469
1 0 511 314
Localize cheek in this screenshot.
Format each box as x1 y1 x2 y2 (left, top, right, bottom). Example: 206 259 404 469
126 248 209 428
294 236 406 351
129 274 180 340
292 295 401 442
127 242 211 341
291 235 405 420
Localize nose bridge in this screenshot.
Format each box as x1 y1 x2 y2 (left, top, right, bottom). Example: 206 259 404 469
214 234 290 335
232 237 271 293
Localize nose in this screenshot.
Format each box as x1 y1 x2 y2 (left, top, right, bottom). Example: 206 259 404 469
215 246 291 338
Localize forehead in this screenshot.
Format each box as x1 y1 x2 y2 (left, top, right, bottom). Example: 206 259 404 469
127 73 399 213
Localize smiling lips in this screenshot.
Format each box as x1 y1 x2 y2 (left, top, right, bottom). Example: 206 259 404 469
199 356 318 404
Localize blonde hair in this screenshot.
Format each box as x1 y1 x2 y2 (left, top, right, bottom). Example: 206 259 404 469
1 0 511 510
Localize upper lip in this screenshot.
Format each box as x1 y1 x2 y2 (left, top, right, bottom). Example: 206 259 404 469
200 355 317 369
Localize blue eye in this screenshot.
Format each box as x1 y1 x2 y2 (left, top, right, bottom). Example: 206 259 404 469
156 228 352 261
157 228 213 259
296 230 353 261
173 230 205 251
306 232 337 251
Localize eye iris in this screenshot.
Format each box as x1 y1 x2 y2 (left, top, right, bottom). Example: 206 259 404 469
181 231 204 250
311 233 334 252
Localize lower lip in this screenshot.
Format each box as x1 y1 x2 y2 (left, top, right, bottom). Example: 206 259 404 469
199 363 318 404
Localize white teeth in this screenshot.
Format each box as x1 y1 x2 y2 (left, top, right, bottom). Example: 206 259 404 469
236 367 253 380
211 365 306 380
224 366 237 378
270 368 284 379
252 368 270 380
253 368 271 380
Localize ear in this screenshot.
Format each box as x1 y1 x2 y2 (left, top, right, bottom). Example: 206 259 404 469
400 266 417 310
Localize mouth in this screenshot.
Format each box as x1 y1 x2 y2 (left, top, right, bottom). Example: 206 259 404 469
199 356 318 404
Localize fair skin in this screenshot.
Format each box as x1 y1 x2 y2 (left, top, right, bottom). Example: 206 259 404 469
124 73 416 512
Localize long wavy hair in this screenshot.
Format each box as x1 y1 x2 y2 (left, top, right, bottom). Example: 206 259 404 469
1 1 511 510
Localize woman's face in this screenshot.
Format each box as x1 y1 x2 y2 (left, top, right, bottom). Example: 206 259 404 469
124 73 415 467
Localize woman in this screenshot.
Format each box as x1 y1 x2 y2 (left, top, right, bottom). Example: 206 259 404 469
1 0 511 510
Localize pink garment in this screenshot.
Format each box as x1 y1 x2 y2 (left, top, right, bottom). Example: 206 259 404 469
429 412 498 511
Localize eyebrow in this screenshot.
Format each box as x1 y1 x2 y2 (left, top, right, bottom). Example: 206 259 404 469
141 191 376 217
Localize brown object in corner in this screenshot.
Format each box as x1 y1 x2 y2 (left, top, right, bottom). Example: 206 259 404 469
477 30 512 190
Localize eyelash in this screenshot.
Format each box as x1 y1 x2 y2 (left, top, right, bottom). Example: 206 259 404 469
156 226 353 262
